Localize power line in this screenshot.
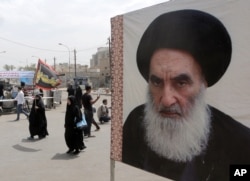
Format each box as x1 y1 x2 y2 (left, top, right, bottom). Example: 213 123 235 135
77 44 106 52
0 36 107 53
0 36 63 52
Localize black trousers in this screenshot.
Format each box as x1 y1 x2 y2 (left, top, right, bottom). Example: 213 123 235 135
84 110 93 135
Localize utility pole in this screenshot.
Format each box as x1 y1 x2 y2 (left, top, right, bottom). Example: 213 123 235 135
58 43 70 79
108 37 111 63
74 49 77 77
54 57 56 71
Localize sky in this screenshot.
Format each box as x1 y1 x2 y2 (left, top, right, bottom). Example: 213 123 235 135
0 0 167 71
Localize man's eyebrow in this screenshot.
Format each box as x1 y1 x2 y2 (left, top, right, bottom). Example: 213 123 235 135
171 73 193 83
150 74 163 82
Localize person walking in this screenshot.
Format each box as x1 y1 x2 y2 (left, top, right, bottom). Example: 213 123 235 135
0 83 3 113
82 85 100 137
28 93 49 139
67 84 74 96
75 84 83 109
64 96 86 155
92 106 100 131
14 86 29 121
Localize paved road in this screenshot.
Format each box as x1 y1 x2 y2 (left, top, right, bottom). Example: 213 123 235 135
0 90 166 181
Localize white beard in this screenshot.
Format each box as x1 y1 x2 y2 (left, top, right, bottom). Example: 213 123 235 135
144 85 211 162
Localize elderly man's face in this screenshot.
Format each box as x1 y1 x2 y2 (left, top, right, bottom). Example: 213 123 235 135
149 48 204 119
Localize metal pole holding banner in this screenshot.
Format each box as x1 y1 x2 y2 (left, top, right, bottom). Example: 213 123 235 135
110 158 115 181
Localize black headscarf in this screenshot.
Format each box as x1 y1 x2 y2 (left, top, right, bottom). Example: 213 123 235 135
32 94 45 110
67 95 76 112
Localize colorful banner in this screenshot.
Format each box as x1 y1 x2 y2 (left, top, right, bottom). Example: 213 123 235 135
20 77 33 85
34 59 61 90
0 71 34 78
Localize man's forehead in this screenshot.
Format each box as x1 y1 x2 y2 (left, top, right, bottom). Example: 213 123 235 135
150 49 202 75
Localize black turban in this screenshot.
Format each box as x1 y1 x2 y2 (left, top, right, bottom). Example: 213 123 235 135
136 9 232 87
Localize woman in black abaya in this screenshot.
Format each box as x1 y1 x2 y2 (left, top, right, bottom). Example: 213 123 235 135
64 96 86 155
28 94 49 139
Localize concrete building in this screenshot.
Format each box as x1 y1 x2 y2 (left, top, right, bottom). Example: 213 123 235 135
89 47 111 88
51 47 111 89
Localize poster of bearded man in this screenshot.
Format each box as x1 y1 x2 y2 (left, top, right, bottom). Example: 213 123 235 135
110 0 250 181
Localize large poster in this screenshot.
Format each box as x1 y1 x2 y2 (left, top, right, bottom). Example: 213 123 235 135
111 0 250 180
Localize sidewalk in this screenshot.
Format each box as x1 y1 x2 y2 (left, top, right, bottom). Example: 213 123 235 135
0 90 167 181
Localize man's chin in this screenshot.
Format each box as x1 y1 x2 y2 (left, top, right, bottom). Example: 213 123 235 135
144 87 211 162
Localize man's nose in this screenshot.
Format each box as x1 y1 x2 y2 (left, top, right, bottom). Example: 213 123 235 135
160 86 177 107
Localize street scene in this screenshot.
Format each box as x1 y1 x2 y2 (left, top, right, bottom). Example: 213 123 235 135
0 89 166 181
1 1 249 181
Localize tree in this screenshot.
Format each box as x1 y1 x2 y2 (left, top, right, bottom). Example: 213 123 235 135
18 63 36 71
3 64 15 71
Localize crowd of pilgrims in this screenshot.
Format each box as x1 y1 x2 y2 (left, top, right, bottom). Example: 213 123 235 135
64 84 110 155
26 84 110 156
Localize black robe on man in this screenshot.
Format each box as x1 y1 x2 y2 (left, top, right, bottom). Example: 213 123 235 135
123 105 250 181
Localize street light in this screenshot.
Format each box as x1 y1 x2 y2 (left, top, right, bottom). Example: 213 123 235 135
31 55 40 62
31 55 40 59
58 43 70 78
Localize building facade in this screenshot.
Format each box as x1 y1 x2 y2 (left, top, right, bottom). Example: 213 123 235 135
52 47 111 89
90 47 111 88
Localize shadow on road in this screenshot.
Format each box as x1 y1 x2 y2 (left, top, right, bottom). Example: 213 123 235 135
51 153 80 160
12 144 41 152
